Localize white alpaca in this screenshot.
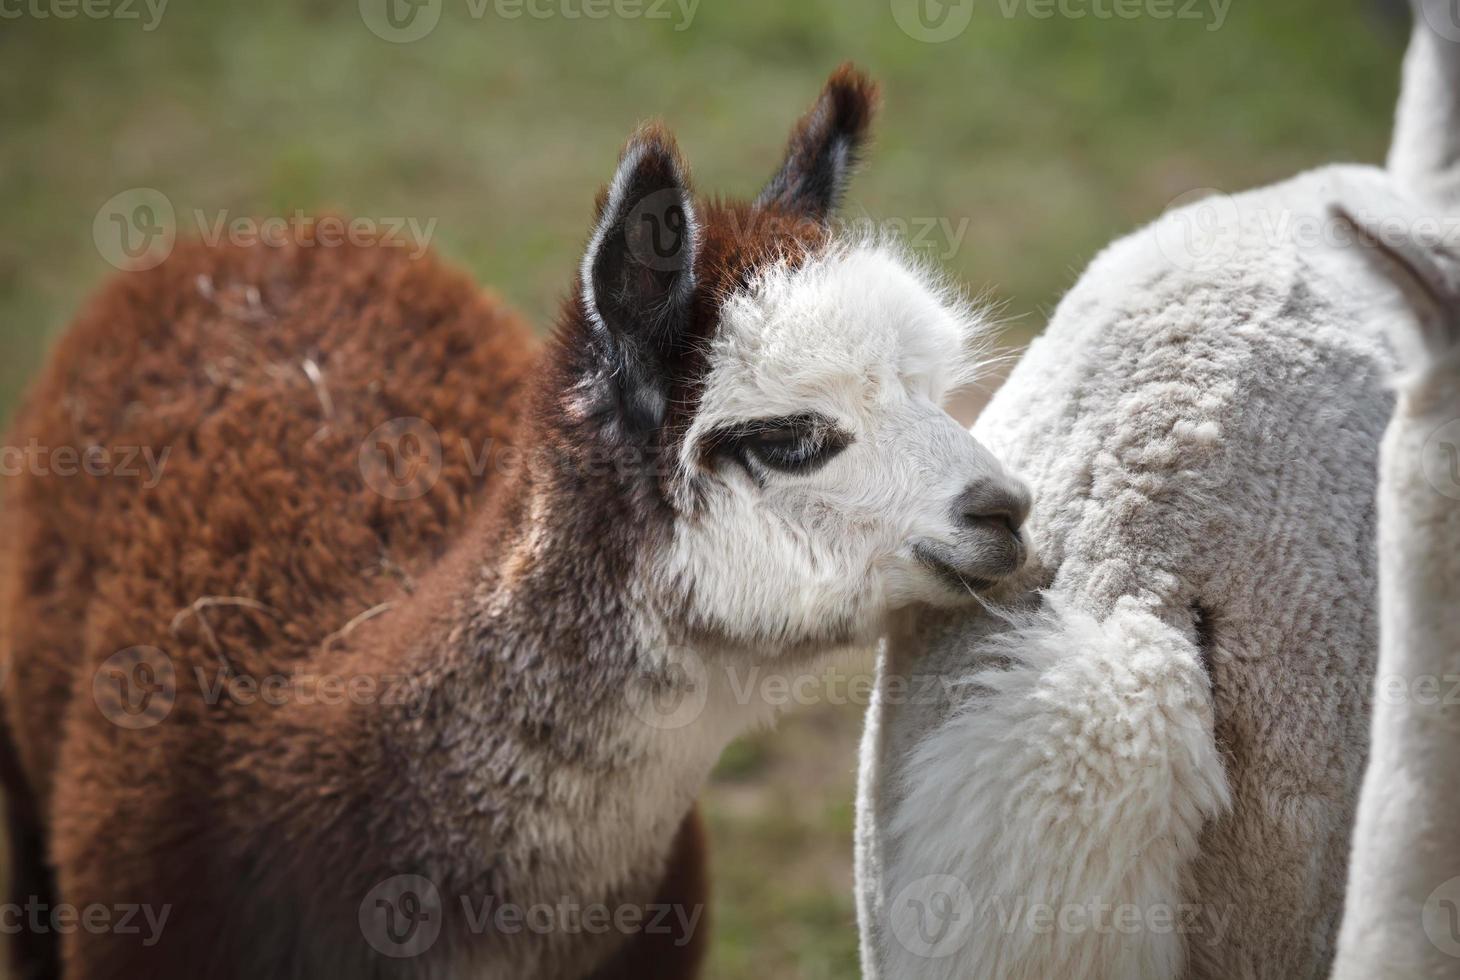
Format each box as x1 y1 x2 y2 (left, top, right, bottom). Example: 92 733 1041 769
856 7 1459 979
1327 209 1460 976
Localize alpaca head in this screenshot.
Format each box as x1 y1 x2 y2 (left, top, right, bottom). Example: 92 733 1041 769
559 66 1029 652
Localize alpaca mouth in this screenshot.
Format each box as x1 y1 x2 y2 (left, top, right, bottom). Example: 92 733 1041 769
912 541 1006 596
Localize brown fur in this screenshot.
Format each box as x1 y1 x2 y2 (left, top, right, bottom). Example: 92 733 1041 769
1 224 534 827
0 229 710 978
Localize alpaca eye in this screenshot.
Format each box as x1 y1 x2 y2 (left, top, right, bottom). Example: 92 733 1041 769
747 429 829 473
721 415 851 476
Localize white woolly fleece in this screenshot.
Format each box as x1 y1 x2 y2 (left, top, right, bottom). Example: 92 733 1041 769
1330 201 1460 978
877 597 1228 980
857 162 1428 980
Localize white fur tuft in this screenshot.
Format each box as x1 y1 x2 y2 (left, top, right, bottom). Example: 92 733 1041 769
876 596 1230 980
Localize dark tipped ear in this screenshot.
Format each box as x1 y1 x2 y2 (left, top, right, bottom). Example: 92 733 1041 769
755 63 880 222
582 125 699 431
1331 205 1460 363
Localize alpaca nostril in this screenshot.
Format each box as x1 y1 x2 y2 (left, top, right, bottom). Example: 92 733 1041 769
956 480 1032 536
972 512 1019 537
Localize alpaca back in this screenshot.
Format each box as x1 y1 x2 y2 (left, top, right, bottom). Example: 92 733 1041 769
986 168 1397 980
0 231 538 977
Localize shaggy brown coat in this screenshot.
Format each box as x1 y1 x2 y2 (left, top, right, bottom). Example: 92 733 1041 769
0 228 706 979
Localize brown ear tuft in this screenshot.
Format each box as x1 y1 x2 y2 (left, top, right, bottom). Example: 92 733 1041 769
591 123 691 225
755 63 881 221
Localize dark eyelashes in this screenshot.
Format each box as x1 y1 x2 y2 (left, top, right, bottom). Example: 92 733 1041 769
702 412 853 477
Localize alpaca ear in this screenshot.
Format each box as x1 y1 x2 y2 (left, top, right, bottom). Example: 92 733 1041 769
755 63 879 222
1331 205 1460 363
582 126 699 430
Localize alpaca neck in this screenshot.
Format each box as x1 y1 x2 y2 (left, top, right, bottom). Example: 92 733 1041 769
381 450 758 905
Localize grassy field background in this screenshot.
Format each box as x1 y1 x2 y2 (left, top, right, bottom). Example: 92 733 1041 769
0 0 1408 975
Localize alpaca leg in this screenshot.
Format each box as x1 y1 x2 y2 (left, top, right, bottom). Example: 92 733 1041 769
1330 211 1460 979
0 721 59 980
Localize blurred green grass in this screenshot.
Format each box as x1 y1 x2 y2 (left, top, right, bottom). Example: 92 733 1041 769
0 0 1406 976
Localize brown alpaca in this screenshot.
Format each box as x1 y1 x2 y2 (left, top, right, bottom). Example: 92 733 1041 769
0 66 1030 979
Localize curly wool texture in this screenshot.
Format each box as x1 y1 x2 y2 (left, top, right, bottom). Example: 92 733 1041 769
0 232 559 978
879 598 1228 980
0 229 536 812
857 161 1426 980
